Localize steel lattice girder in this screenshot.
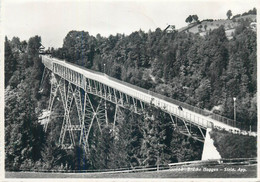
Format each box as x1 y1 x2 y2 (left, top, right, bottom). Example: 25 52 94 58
45 71 207 151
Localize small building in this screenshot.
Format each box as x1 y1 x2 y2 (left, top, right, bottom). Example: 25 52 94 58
250 22 257 31
164 25 176 33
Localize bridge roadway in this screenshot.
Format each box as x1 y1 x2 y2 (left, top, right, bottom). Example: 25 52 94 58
41 55 241 139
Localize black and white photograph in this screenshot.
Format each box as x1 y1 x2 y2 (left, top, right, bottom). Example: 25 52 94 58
1 0 258 180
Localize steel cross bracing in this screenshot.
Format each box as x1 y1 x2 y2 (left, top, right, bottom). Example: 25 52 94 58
43 61 208 145
44 75 111 151
41 60 208 146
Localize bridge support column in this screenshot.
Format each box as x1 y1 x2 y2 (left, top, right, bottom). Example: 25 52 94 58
58 83 108 150
95 98 108 132
80 94 108 153
59 82 77 149
79 91 95 153
50 80 109 151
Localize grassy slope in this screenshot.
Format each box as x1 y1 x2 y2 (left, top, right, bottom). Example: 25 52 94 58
179 15 256 38
209 129 257 159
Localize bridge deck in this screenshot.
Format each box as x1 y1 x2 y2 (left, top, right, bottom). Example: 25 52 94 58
41 55 239 132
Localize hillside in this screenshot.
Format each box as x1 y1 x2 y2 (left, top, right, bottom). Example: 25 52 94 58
178 14 256 39
51 16 257 131
209 129 257 158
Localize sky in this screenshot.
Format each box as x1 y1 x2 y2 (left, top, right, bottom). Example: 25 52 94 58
2 0 258 48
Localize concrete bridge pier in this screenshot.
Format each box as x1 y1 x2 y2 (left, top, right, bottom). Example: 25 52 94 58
201 128 221 160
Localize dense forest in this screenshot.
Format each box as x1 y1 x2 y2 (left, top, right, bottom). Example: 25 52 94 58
5 9 256 172
52 16 257 131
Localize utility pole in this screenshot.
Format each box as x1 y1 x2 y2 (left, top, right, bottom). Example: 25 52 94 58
157 142 160 171
233 97 236 127
104 63 106 74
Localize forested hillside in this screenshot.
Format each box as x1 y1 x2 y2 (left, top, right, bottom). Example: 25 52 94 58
5 36 203 171
5 36 46 170
5 9 256 172
52 19 257 131
210 129 256 158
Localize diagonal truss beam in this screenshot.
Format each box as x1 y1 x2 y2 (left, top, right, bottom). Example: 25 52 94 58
169 113 206 142
44 68 208 151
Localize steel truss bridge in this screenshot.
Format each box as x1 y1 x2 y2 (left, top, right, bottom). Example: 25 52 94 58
40 55 242 152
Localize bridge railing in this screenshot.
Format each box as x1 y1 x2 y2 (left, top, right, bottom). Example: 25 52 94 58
106 73 237 129
41 55 53 70
41 55 238 129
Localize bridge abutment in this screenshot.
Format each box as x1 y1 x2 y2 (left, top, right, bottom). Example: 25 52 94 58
201 128 221 160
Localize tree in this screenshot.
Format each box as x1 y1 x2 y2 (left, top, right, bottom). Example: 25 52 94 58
204 24 208 31
185 15 199 24
5 81 44 171
28 36 42 55
185 15 193 24
140 106 172 167
40 141 69 170
87 122 112 170
5 37 17 87
252 7 257 15
111 64 122 79
198 24 203 32
227 10 232 19
192 15 199 22
11 37 21 50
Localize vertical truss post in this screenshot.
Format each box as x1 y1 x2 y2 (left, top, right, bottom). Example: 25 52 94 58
103 84 107 98
119 91 123 105
59 82 76 148
132 97 138 113
169 114 177 128
94 98 108 132
80 91 95 152
140 101 144 112
58 78 66 108
98 82 103 97
74 86 84 136
94 80 98 95
87 78 92 92
108 87 112 101
74 87 83 125
79 89 87 145
125 94 130 107
113 88 117 103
